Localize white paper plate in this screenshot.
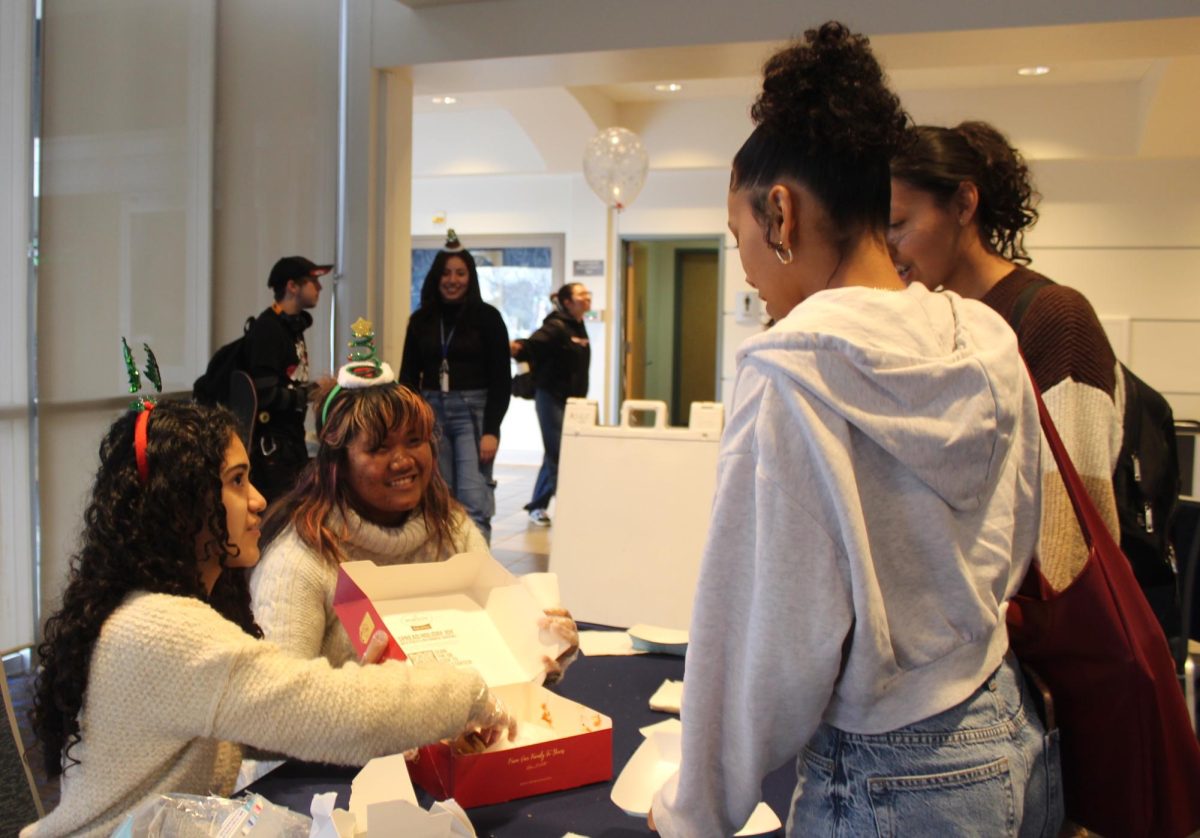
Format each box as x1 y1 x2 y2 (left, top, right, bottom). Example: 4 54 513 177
627 623 688 656
611 729 781 835
611 729 680 816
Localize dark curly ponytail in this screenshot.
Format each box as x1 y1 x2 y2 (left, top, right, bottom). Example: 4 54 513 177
732 21 910 240
32 401 258 777
891 121 1040 264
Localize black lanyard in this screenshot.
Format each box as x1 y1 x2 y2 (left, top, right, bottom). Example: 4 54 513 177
438 316 457 392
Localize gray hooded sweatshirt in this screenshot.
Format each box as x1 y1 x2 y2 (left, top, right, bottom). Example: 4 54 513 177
653 282 1042 836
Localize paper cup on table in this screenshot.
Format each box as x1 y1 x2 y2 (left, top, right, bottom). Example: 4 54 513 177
627 624 688 656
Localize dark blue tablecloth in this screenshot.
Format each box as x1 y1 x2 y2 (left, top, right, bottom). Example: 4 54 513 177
249 639 795 836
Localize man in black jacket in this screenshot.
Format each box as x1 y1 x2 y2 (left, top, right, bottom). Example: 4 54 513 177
245 255 331 502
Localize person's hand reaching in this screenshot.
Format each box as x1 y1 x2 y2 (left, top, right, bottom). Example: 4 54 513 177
452 684 518 754
541 608 579 685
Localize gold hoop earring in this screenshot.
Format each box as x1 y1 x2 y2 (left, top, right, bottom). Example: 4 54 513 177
774 246 794 266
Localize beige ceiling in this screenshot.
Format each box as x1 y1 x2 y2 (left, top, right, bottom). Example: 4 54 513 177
392 0 504 7
409 17 1200 175
410 18 1200 93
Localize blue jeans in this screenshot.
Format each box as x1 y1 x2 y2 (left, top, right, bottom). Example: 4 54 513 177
424 389 495 542
790 655 1063 837
527 388 565 512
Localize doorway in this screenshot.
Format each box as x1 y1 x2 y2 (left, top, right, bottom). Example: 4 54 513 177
621 237 722 426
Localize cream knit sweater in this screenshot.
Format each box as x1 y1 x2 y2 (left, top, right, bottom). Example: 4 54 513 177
251 508 487 665
21 592 484 838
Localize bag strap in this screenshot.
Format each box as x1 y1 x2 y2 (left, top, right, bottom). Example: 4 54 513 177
1008 276 1053 332
1027 364 1108 551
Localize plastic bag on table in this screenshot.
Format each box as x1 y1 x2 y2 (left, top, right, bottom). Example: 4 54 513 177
111 793 310 838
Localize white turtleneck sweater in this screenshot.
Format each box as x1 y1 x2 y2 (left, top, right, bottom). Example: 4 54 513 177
250 508 487 665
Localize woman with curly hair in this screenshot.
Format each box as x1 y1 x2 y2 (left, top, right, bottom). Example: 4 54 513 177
25 401 515 837
890 122 1125 596
399 232 511 542
650 23 1060 836
250 367 577 679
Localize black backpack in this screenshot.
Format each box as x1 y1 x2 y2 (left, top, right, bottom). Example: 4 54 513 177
1011 279 1183 658
193 316 255 406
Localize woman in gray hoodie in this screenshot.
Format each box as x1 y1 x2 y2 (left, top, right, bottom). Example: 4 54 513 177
650 22 1061 838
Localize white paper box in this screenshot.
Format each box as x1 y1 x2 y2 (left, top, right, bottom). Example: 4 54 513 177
332 552 613 808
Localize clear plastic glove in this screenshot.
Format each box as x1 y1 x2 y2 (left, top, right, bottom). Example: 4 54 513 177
541 607 580 685
452 684 518 754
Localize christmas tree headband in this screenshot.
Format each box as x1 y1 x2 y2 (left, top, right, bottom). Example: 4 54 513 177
320 318 397 430
122 338 163 485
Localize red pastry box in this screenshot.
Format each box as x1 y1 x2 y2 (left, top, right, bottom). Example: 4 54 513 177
333 551 612 808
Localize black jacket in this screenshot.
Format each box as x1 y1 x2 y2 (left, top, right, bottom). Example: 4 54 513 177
245 306 312 439
515 311 590 401
399 301 512 437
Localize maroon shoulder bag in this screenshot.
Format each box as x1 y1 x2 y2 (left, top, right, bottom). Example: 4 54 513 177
1006 379 1200 837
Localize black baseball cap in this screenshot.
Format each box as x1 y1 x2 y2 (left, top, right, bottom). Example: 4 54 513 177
267 256 333 293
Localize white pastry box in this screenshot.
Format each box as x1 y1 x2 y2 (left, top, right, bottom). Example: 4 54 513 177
332 552 612 807
553 398 724 630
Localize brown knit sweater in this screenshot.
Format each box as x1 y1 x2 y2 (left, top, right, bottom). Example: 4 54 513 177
982 267 1123 590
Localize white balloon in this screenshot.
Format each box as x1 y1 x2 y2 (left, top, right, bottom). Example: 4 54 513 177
583 127 649 210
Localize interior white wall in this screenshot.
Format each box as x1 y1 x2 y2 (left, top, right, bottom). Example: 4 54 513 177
29 0 355 620
0 0 36 651
1026 157 1200 417
213 0 340 370
412 154 1200 422
36 0 217 620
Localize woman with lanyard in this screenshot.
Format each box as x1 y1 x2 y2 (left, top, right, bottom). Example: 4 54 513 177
400 230 511 542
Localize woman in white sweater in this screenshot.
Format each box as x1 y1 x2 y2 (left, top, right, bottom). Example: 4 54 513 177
25 401 514 838
250 363 577 676
649 22 1061 837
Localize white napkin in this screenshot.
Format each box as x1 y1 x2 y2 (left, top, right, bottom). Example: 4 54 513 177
648 679 684 713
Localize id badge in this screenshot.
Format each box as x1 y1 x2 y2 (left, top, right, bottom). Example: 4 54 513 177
439 360 450 392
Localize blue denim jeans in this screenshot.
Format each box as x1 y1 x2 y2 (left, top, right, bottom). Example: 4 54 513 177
527 388 565 512
789 655 1062 837
424 389 495 542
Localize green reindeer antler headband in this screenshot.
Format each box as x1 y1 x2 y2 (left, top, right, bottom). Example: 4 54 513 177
122 338 163 484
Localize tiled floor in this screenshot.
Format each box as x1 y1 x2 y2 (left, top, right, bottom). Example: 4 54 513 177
491 462 552 575
6 462 548 819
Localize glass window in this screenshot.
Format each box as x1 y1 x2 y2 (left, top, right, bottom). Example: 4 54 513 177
411 243 556 340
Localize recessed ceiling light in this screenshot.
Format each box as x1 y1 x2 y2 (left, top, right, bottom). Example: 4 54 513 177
1017 66 1050 77
432 96 458 105
654 83 683 93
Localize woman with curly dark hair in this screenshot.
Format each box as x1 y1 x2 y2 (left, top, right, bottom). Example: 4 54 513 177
890 122 1125 597
251 364 577 679
25 400 515 837
649 24 1060 836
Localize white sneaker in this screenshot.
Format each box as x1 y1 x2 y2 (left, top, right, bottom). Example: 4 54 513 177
528 509 551 527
